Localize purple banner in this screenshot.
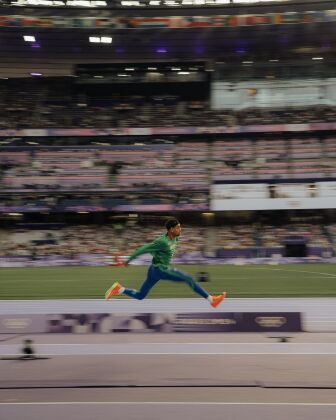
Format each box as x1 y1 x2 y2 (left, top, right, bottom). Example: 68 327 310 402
173 312 302 332
0 312 302 334
173 313 238 332
239 312 302 333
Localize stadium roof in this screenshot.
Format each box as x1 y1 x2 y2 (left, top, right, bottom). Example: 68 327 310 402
0 0 336 77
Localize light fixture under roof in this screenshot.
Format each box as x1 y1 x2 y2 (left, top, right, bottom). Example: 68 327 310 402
148 67 157 70
23 35 36 42
121 0 141 5
14 0 107 5
312 57 323 60
30 72 42 76
89 36 112 44
101 36 112 44
89 36 100 43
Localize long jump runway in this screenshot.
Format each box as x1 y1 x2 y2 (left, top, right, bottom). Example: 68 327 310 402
2 299 336 419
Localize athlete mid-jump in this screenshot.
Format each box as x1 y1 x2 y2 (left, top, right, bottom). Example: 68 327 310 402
105 219 226 308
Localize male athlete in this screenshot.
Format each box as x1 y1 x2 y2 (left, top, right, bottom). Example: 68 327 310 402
105 219 226 308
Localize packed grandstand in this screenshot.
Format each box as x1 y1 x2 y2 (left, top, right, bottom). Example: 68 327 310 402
2 85 336 129
1 135 336 190
1 0 336 267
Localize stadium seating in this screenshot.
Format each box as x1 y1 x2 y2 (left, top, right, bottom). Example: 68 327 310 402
2 136 336 191
0 223 332 260
3 79 336 128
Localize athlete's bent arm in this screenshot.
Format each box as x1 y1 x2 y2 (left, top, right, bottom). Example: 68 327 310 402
126 239 167 264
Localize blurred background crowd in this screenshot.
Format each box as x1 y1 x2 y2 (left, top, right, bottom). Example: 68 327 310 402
1 135 336 192
0 220 334 260
2 82 336 129
2 0 336 265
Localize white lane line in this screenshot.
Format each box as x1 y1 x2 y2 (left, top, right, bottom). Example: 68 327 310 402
2 342 336 346
3 353 336 356
247 267 336 278
1 402 336 406
3 343 336 346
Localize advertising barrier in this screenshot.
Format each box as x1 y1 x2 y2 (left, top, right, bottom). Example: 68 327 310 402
0 312 302 334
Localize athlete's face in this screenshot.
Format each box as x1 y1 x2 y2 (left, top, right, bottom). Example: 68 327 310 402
170 223 182 237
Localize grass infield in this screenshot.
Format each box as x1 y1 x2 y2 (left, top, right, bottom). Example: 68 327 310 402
1 264 336 299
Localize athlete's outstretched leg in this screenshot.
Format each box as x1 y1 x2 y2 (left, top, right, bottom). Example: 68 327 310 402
158 266 226 308
158 267 209 298
122 265 160 300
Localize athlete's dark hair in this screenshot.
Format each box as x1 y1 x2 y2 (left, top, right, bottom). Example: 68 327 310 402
165 218 180 230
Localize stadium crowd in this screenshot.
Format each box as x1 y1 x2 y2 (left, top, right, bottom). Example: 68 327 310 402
1 136 336 192
2 81 336 129
0 222 333 259
0 224 207 258
0 143 210 190
259 223 331 248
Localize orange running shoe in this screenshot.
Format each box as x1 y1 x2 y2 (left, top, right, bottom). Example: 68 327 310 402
211 292 227 308
105 281 123 300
